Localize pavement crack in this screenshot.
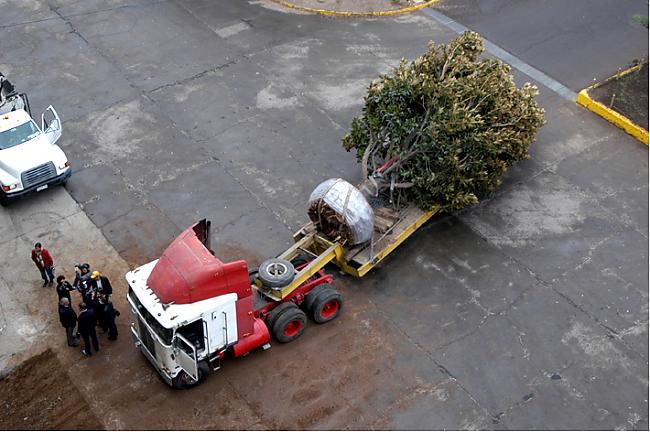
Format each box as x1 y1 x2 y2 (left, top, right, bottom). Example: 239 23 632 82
147 59 241 94
433 312 492 351
0 15 61 30
49 4 90 45
366 301 493 421
136 92 295 235
460 215 648 361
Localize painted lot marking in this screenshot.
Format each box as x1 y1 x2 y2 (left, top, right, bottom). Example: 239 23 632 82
216 21 251 38
421 8 577 101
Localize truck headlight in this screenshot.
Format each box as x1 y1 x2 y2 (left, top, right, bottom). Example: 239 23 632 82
1 183 18 192
58 161 70 170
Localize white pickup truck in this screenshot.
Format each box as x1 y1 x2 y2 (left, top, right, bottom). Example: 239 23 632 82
0 74 71 205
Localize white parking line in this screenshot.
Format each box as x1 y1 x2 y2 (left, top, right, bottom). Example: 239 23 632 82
421 8 577 101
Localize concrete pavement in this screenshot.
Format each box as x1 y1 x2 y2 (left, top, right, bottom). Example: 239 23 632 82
0 0 647 429
0 187 130 373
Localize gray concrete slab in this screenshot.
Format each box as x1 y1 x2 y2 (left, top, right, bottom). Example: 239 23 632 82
0 0 647 429
551 228 649 356
0 188 130 373
461 169 629 282
434 0 649 90
434 314 547 415
492 371 626 430
63 1 244 92
555 135 649 237
101 204 181 265
218 287 487 430
1 0 58 28
0 13 138 120
504 285 648 429
378 378 491 430
174 0 319 52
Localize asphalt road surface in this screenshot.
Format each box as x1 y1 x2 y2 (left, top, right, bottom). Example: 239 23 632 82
0 0 647 429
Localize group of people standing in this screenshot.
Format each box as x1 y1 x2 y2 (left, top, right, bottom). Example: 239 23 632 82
31 242 120 357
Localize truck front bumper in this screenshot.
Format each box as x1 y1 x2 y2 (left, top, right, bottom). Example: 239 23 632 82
1 169 71 203
131 325 174 387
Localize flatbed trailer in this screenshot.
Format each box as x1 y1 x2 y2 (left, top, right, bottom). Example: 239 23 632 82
254 203 440 301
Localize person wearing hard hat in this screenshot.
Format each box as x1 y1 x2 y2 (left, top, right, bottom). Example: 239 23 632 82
90 270 113 299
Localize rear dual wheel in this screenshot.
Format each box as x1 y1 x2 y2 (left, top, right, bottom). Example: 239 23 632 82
311 289 343 324
302 284 343 324
267 303 307 343
266 285 344 344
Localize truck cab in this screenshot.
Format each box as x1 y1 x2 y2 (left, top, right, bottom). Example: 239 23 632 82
0 89 71 205
127 259 239 387
126 220 260 388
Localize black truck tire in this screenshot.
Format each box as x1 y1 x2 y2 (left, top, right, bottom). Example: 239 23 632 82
265 301 297 330
171 360 210 389
272 307 307 343
311 288 343 324
301 283 331 314
258 258 295 288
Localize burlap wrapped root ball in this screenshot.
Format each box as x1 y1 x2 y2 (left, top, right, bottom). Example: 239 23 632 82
308 179 374 245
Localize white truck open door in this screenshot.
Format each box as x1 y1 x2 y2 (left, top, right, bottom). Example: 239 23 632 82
41 105 62 144
173 333 198 382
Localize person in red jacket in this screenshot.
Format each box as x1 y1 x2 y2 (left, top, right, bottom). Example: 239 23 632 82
31 242 55 287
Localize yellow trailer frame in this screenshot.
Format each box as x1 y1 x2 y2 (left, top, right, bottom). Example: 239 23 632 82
256 204 440 301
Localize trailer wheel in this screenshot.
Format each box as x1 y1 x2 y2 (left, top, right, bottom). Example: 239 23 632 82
265 301 297 330
172 360 210 389
311 288 343 324
272 307 307 343
258 258 295 288
301 283 331 313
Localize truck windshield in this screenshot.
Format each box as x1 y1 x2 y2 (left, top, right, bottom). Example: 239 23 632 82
0 121 41 150
128 286 173 345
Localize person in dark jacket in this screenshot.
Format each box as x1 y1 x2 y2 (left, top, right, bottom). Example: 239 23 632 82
31 242 55 287
89 291 105 333
58 298 79 347
99 294 119 341
89 271 113 299
74 264 93 303
77 302 99 356
55 275 74 302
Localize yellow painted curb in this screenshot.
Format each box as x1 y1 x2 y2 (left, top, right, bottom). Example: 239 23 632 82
269 0 439 17
576 64 648 145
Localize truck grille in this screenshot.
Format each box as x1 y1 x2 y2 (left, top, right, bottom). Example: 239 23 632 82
21 162 56 189
138 317 157 360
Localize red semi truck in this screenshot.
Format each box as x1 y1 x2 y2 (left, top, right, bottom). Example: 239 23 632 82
128 202 438 388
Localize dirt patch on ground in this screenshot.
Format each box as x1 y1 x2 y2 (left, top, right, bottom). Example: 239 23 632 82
589 60 649 130
0 349 104 430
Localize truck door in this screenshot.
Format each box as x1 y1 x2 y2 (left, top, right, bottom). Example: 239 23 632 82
173 333 198 382
208 301 238 351
41 105 62 144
